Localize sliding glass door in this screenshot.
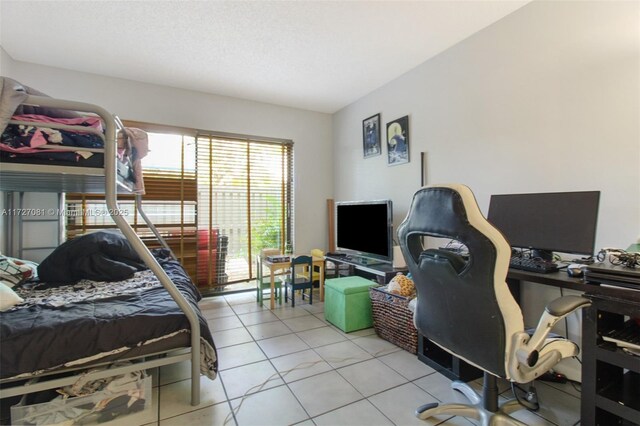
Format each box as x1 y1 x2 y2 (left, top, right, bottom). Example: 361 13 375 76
196 134 293 292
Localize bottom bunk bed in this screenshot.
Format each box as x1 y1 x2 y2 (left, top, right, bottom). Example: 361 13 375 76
0 235 217 423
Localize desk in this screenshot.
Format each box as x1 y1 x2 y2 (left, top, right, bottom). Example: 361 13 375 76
581 287 640 425
263 256 324 310
506 268 587 294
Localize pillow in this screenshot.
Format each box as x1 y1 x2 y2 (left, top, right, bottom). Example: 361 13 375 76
0 281 24 311
0 255 38 287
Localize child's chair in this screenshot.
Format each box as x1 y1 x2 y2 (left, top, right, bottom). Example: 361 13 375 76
256 248 283 305
282 255 314 307
310 248 325 287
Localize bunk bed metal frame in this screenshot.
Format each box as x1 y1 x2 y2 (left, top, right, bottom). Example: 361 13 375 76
0 95 202 406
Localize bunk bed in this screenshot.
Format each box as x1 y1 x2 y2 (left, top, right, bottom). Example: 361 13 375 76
0 86 215 408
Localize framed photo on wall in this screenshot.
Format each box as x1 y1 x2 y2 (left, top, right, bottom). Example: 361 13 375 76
362 113 381 158
386 115 409 165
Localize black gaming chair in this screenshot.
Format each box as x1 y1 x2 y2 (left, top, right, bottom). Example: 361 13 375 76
398 184 590 425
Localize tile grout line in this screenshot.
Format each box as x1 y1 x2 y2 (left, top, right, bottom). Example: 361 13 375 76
199 294 576 426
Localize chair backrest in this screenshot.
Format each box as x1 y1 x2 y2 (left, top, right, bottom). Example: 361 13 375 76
310 249 324 281
290 255 313 283
310 249 324 258
261 248 281 258
257 248 281 281
397 184 523 378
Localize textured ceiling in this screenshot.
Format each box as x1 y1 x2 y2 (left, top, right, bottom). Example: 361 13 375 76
0 1 529 113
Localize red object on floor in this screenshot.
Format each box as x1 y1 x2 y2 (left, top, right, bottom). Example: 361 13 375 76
196 229 218 285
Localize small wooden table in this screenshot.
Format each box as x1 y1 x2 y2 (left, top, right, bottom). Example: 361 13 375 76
262 256 325 309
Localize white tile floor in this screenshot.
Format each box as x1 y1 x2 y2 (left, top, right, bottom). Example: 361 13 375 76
145 291 582 426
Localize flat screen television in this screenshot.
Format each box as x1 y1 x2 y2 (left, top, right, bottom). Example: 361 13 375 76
335 200 393 264
487 190 600 261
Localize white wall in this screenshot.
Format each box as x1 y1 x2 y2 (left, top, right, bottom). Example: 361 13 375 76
1 55 334 254
333 0 639 250
332 0 639 381
0 46 13 75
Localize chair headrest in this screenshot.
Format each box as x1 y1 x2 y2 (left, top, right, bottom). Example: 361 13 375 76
398 184 510 266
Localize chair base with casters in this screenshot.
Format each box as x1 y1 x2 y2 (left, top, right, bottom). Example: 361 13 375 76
416 372 529 426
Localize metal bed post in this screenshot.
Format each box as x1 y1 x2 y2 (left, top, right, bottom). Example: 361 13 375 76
17 192 24 258
4 191 14 256
100 106 202 407
134 194 177 259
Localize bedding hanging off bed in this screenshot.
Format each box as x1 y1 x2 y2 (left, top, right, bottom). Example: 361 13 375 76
0 239 218 381
0 76 146 194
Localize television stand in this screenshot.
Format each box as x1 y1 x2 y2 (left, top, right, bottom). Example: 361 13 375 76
349 256 386 266
325 255 407 284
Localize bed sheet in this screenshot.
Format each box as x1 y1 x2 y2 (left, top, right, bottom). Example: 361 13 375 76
0 250 217 380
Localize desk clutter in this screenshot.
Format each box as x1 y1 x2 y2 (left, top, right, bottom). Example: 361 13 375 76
596 247 640 269
585 263 640 290
265 255 292 263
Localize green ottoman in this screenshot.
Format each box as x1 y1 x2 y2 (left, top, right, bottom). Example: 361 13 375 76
324 276 377 332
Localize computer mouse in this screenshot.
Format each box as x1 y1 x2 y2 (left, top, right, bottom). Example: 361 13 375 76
567 263 586 277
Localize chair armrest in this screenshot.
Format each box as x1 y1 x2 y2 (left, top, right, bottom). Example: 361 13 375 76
546 295 591 317
515 296 591 368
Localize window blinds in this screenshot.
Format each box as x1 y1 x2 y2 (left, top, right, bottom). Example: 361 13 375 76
65 125 293 293
65 139 198 277
195 134 293 288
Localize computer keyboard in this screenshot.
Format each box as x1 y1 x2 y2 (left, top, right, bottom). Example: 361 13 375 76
509 257 559 273
602 319 640 351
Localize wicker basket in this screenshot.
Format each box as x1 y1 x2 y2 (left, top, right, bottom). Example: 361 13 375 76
369 286 418 354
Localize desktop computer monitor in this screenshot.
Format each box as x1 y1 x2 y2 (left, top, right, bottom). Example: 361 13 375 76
487 190 600 261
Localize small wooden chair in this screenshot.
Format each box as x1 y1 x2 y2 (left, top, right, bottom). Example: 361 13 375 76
282 255 314 307
256 248 283 305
